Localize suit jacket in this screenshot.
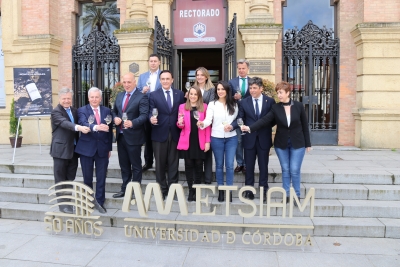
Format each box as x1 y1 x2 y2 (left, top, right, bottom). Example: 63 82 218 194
235 95 275 150
74 104 113 158
250 100 311 149
202 88 215 104
137 70 161 94
112 89 149 145
50 104 79 159
229 76 251 99
149 88 185 143
177 103 211 150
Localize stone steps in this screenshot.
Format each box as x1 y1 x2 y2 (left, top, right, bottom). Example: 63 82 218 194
0 202 399 238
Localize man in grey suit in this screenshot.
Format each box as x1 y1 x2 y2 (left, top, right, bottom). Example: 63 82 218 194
137 54 162 171
50 88 90 214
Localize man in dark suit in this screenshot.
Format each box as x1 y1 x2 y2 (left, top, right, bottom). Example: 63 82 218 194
112 72 149 198
136 54 162 171
149 70 185 199
229 59 251 174
233 77 275 201
50 88 90 214
75 87 113 213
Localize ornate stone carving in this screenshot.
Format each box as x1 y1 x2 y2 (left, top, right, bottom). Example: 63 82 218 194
246 0 274 24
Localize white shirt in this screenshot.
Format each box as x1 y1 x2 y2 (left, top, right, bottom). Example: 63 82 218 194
203 101 238 138
162 88 173 108
149 69 159 92
252 95 263 116
201 88 205 96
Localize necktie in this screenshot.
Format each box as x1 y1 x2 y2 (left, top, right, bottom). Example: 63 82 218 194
66 108 76 145
122 93 131 112
94 108 100 125
66 108 74 123
241 78 246 96
166 90 172 111
255 99 260 119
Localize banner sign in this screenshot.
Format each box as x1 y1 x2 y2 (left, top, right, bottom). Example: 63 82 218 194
13 68 53 117
173 0 226 46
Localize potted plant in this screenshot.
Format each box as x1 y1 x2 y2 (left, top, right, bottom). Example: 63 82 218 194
9 99 23 148
109 82 124 109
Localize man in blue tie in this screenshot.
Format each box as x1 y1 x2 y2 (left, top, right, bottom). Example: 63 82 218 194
229 59 251 174
232 77 275 201
50 88 90 214
149 70 185 199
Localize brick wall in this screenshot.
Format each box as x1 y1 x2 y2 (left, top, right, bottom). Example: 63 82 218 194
364 0 400 22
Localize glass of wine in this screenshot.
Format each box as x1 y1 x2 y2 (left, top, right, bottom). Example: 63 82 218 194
236 86 242 96
152 108 158 125
104 114 112 125
122 112 128 129
237 118 245 135
146 78 151 87
88 115 95 125
185 82 191 91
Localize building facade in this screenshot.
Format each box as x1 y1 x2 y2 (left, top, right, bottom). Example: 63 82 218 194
0 0 399 148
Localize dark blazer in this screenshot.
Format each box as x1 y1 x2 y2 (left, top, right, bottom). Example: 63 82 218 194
237 95 276 150
112 88 149 146
149 88 185 143
50 104 79 159
229 76 251 99
75 105 113 158
202 88 215 104
250 100 311 149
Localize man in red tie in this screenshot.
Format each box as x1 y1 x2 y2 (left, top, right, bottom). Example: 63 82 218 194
75 87 113 213
112 72 149 198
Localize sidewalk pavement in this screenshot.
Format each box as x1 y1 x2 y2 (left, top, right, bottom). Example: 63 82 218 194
0 218 399 266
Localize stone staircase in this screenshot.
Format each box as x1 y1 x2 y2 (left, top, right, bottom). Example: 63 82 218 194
0 163 399 239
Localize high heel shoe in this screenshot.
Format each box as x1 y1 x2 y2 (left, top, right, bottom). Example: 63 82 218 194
218 190 224 202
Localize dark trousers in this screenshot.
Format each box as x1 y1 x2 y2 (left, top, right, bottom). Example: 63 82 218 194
203 149 213 183
244 136 270 192
152 132 179 194
144 120 154 165
185 158 203 189
53 153 79 209
80 152 109 206
117 134 143 192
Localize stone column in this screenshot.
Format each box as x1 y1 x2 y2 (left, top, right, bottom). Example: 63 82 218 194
246 0 274 24
351 23 400 148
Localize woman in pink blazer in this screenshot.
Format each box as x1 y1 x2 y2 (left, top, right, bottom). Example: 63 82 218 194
177 86 211 201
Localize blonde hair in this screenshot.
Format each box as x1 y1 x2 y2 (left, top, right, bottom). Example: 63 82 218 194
184 86 204 112
193 67 214 91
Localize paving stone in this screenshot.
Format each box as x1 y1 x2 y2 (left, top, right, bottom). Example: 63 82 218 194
378 218 400 238
332 170 393 184
312 217 385 237
4 235 108 266
366 254 400 267
276 252 374 267
0 232 36 258
0 259 76 267
304 183 368 200
365 185 400 200
341 200 400 218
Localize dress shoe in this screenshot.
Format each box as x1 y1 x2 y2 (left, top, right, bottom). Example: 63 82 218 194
187 189 195 202
247 191 254 200
281 197 290 204
234 165 243 173
162 192 167 201
142 163 153 171
60 206 73 214
94 201 107 214
112 191 125 198
242 166 246 174
218 190 224 202
294 196 301 207
230 194 233 203
263 191 267 203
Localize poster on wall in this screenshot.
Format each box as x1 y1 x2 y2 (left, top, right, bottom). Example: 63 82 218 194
13 68 53 117
173 0 226 46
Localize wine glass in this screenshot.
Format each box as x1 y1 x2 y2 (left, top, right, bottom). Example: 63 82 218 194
185 82 191 91
193 110 199 120
152 108 158 125
236 86 242 96
146 78 151 87
178 111 184 125
104 115 112 125
122 112 127 129
237 118 245 135
88 115 95 125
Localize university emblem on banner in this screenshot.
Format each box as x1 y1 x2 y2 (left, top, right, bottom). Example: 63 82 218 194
44 181 104 236
193 22 206 38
